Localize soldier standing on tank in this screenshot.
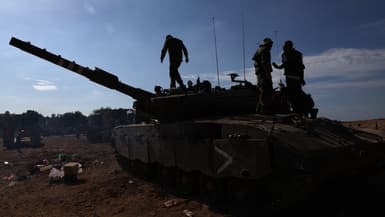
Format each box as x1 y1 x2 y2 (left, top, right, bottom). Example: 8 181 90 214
161 34 189 89
252 37 274 113
272 40 305 112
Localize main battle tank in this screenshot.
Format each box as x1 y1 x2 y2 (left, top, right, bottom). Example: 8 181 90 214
10 37 385 215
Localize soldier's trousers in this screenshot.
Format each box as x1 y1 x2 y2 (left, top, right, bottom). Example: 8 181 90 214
256 72 273 113
169 61 184 88
286 77 303 112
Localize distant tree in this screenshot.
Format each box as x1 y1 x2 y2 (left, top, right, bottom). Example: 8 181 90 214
20 110 44 127
1 108 132 139
43 111 87 135
87 107 134 143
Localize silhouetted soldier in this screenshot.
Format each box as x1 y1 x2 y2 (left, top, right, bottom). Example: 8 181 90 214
161 35 189 89
273 40 305 113
252 37 274 113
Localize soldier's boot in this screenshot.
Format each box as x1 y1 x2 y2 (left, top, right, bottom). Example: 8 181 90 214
256 102 264 113
310 108 318 119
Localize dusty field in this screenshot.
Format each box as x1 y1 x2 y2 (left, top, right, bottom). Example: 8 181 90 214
1 119 385 217
0 136 224 217
343 118 385 131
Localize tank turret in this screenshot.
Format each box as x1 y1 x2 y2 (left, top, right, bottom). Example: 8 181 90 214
10 37 269 120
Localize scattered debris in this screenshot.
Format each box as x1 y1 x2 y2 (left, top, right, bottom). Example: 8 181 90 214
164 199 177 208
78 163 83 174
8 181 17 187
39 165 53 172
3 174 16 181
47 161 83 184
92 159 103 166
183 209 194 217
63 162 80 182
2 173 29 184
30 153 83 178
58 153 80 162
48 168 64 183
58 153 68 161
163 198 187 208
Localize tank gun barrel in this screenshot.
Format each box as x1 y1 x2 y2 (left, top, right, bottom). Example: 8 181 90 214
9 37 155 100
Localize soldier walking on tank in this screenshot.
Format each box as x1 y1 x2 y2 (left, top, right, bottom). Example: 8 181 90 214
272 40 305 113
252 37 274 113
161 34 189 89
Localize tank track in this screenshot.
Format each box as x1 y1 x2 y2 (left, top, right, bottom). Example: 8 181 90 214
114 152 313 217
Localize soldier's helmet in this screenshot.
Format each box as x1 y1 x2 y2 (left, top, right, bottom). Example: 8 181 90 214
166 35 173 40
284 40 293 48
262 37 273 45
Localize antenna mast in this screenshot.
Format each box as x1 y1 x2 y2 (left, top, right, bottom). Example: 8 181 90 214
242 14 246 81
212 17 220 87
274 30 283 81
274 30 279 58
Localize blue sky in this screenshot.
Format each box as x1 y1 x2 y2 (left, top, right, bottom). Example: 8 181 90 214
1 0 385 121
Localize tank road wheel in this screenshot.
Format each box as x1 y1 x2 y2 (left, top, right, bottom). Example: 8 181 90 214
227 178 269 217
268 173 314 214
175 170 201 195
147 163 158 180
129 160 145 177
196 174 210 200
153 163 163 184
159 166 176 188
189 171 203 195
205 178 229 208
115 154 131 173
137 161 153 180
129 160 139 176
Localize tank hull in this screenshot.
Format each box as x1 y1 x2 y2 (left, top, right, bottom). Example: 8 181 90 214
112 114 385 214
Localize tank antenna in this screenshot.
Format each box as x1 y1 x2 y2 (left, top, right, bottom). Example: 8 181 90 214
212 17 220 87
274 30 283 82
242 14 246 81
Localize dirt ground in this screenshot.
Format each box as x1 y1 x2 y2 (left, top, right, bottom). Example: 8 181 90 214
0 135 225 217
343 118 385 131
1 119 385 217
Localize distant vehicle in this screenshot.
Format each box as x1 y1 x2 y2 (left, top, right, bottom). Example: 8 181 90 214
3 128 43 149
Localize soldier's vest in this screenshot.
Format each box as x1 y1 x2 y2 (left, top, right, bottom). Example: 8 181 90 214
252 46 271 74
283 50 304 77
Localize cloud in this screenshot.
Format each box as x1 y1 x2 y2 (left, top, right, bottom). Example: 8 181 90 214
84 2 96 15
304 48 385 79
303 48 385 89
32 80 57 91
360 18 385 33
20 76 32 81
0 0 68 13
309 78 385 89
185 48 385 90
104 23 116 33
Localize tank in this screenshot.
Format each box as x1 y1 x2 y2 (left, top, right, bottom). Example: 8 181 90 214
9 37 385 215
